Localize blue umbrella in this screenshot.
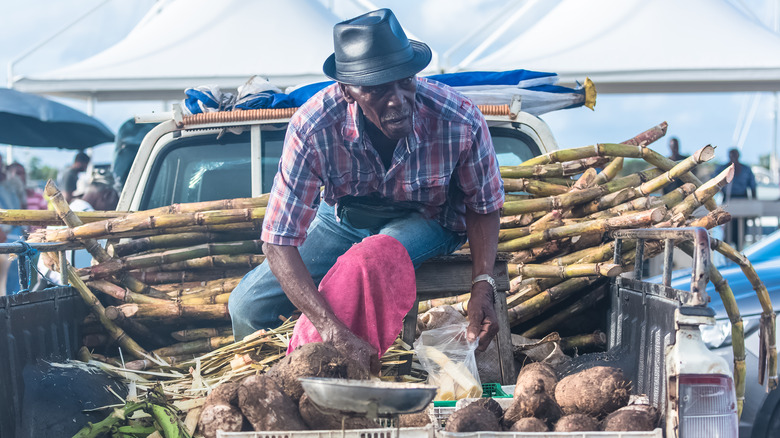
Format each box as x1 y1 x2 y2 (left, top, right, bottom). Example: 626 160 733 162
0 88 114 149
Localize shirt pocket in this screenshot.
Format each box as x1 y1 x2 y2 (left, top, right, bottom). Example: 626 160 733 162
402 174 450 205
328 169 377 197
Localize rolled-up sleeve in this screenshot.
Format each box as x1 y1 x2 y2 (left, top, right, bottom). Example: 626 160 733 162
455 114 504 214
261 126 323 246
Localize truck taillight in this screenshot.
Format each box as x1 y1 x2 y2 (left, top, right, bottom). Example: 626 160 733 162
678 374 738 437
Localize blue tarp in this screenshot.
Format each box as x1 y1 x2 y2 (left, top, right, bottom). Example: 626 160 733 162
183 70 593 116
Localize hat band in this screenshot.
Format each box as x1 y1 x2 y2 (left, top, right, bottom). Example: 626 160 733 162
335 45 415 76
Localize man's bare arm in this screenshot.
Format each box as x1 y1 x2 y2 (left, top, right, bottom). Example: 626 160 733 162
263 242 380 373
464 208 501 351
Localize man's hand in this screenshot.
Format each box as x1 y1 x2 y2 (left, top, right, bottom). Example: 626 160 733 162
326 325 381 375
466 281 499 351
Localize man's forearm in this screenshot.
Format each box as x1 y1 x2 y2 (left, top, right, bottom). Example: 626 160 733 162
465 209 500 282
262 242 345 339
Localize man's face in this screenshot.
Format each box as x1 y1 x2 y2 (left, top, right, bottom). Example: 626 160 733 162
669 139 679 155
729 150 740 163
341 76 417 140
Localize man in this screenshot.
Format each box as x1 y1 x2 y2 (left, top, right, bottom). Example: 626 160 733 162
229 9 503 372
662 137 688 194
714 148 756 250
58 152 90 203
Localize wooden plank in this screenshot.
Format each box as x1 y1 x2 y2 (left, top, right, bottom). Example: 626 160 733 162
416 261 509 296
493 288 516 385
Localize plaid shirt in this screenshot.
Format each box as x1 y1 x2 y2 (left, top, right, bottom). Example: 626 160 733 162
262 78 504 246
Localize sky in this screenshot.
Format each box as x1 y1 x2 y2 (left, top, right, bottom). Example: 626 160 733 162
1 0 779 174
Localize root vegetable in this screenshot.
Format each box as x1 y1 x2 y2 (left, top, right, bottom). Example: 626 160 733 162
602 405 658 431
237 375 308 431
266 342 368 402
467 398 503 421
554 413 599 432
509 417 548 432
197 381 245 438
444 405 501 432
503 379 562 426
515 362 558 397
299 393 380 430
555 366 630 417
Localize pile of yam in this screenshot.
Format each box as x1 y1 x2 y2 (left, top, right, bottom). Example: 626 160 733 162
443 362 657 433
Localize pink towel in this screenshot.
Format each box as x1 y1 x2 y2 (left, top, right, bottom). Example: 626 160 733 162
287 234 417 357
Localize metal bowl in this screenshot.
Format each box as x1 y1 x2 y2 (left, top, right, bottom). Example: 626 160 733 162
299 378 437 416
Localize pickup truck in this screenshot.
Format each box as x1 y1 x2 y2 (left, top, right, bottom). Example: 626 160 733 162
0 105 739 438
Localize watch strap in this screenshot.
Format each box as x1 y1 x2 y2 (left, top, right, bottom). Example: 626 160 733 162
472 274 496 291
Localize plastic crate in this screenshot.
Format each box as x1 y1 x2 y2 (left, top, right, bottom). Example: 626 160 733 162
439 429 663 438
217 426 434 438
433 383 510 408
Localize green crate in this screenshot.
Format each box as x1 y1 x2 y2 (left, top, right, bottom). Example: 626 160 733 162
433 383 510 407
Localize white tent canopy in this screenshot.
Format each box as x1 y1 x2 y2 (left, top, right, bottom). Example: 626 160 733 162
12 0 437 101
457 0 780 93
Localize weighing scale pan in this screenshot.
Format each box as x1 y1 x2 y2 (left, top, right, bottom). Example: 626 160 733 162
299 378 437 416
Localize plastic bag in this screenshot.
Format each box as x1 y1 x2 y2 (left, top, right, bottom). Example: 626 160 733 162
414 322 482 401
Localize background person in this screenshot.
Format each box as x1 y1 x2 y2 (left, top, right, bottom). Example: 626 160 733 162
0 155 24 295
714 148 757 250
57 152 90 204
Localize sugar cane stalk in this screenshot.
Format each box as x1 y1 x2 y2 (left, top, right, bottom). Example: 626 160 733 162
677 240 747 416
0 209 126 226
560 331 608 352
171 327 233 342
67 265 149 359
502 168 663 215
594 157 624 185
502 178 570 196
152 335 234 357
508 277 602 325
144 194 269 215
106 302 230 322
109 231 260 258
512 262 622 279
670 165 735 218
33 207 266 242
497 207 665 252
522 121 667 166
87 280 171 304
87 240 263 278
130 269 246 285
708 238 777 390
499 157 609 178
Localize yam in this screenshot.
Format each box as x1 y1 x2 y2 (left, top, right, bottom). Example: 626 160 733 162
399 407 433 428
515 362 558 397
299 393 381 430
602 405 658 431
554 413 599 432
509 417 548 432
237 374 308 431
266 342 369 402
444 405 501 432
554 366 630 417
197 381 245 438
467 397 504 421
503 379 562 426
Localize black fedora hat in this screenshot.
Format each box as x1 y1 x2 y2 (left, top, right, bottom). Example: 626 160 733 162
323 9 432 86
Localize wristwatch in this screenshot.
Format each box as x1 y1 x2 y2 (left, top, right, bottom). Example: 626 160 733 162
472 274 497 292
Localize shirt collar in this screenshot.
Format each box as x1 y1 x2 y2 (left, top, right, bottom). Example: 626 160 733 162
342 98 423 155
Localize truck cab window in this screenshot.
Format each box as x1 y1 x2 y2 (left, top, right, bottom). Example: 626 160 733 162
489 127 541 166
140 133 251 210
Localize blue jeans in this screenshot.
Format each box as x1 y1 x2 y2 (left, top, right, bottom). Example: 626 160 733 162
228 202 464 340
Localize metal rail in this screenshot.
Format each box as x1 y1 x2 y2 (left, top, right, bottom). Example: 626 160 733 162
611 227 711 307
0 241 85 291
